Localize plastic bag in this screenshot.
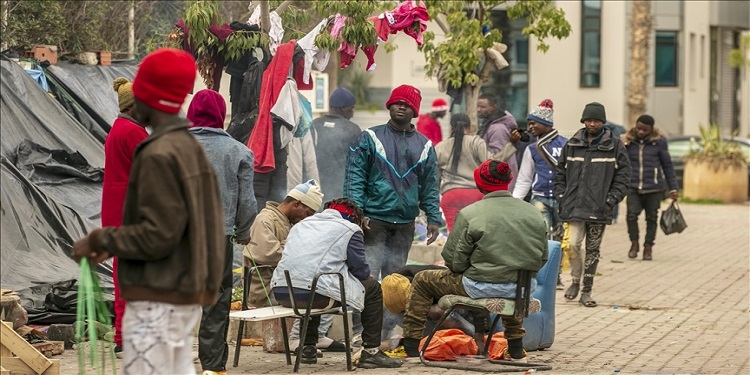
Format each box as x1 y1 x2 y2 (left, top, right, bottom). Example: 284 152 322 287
419 329 508 361
660 201 687 235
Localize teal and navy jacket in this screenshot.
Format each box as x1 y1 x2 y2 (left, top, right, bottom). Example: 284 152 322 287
344 123 444 226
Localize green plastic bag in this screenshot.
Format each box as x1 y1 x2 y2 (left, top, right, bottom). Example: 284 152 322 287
76 258 117 375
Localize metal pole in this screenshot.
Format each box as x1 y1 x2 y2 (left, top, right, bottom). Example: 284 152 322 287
127 0 135 60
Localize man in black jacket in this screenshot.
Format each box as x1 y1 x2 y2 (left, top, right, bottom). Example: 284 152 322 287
621 115 678 260
554 102 630 308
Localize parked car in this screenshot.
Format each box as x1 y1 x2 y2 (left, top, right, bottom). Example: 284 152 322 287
667 135 750 198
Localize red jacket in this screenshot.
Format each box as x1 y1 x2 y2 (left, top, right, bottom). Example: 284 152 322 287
101 114 148 227
416 114 442 146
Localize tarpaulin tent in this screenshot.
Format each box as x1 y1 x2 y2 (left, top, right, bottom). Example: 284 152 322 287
43 62 138 143
1 56 112 323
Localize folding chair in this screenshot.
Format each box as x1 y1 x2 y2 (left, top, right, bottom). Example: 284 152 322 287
419 270 552 373
231 266 353 373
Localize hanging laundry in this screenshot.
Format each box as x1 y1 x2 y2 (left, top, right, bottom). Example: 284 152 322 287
248 41 296 173
247 6 285 56
370 0 429 45
297 18 332 85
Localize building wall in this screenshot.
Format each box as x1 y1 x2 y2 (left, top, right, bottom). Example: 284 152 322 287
682 1 712 136
527 1 628 135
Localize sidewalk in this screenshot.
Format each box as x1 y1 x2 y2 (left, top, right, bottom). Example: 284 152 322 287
61 202 749 374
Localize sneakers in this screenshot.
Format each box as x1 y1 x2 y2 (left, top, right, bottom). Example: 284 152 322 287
289 336 344 352
114 345 123 359
384 345 407 358
301 345 318 364
351 333 363 348
358 349 403 368
556 276 565 290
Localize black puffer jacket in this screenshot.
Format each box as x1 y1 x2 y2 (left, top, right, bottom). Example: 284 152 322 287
554 128 631 224
621 127 678 193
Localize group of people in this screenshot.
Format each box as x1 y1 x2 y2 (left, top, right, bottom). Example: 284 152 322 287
71 47 681 375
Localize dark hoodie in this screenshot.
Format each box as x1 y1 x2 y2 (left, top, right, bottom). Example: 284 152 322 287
622 127 678 193
188 90 258 238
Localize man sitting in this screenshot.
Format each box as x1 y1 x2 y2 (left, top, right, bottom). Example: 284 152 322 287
270 198 402 369
402 160 548 362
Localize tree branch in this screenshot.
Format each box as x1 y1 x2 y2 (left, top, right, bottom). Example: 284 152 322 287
434 13 450 34
273 0 295 15
259 1 270 33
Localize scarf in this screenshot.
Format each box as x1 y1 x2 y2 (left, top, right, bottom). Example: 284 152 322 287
535 129 560 169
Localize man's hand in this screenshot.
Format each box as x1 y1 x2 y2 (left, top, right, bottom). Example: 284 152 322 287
669 190 679 201
72 230 111 265
235 237 251 245
426 224 440 245
510 129 522 144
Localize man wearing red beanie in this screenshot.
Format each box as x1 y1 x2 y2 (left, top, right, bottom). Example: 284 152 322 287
416 98 448 145
73 48 225 375
402 160 548 362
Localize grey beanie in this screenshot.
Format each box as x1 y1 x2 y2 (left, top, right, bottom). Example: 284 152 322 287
580 102 607 123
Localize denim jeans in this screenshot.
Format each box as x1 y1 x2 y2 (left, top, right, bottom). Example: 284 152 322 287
530 195 561 236
567 221 606 294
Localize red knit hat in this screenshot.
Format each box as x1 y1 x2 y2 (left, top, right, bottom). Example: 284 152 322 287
474 160 513 192
132 48 196 114
386 85 422 117
431 98 448 112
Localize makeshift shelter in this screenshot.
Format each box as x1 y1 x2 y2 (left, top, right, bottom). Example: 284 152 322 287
0 56 115 323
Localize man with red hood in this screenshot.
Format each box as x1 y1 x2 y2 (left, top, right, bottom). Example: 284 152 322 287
188 89 257 375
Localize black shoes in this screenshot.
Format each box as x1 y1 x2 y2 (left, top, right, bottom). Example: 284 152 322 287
359 349 403 368
301 345 318 364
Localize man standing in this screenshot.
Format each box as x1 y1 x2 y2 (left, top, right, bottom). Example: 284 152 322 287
402 160 548 361
311 87 361 199
554 102 630 308
477 93 519 190
188 89 258 375
622 114 678 260
416 98 448 145
73 48 224 375
270 198 403 368
512 99 567 289
102 77 149 358
345 84 444 280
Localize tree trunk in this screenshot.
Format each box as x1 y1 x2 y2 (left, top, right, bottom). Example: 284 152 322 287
325 51 339 101
466 85 480 133
127 0 135 60
627 0 652 127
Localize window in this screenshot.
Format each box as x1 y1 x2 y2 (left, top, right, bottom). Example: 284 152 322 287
580 0 601 87
655 31 679 87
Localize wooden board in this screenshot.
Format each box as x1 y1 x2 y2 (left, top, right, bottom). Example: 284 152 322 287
0 358 59 375
0 322 51 374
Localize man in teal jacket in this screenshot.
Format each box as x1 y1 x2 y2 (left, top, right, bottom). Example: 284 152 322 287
402 160 548 362
344 84 443 280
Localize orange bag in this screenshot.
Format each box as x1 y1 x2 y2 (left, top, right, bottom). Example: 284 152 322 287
420 329 509 361
420 329 478 361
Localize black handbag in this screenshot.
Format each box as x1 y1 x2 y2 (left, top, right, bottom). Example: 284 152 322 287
660 201 688 235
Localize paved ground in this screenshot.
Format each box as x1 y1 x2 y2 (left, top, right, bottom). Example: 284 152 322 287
60 202 749 374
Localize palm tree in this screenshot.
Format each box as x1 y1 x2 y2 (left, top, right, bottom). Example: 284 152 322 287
627 0 652 127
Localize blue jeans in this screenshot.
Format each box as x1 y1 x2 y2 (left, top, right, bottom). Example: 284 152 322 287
530 196 560 236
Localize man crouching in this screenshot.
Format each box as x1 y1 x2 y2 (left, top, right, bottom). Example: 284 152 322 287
270 198 402 369
402 160 548 362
